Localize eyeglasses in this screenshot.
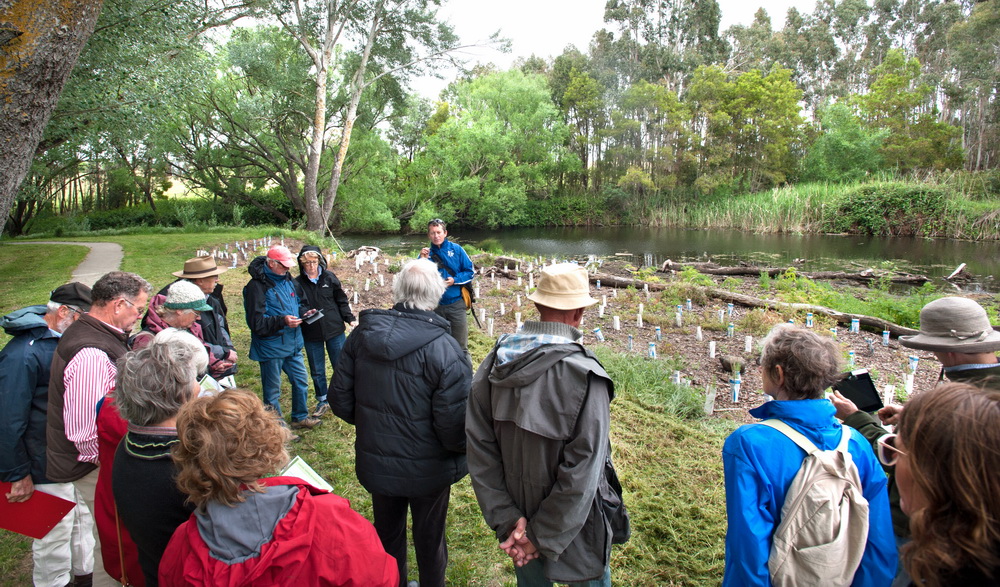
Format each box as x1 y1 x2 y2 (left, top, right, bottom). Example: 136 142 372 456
877 434 908 467
65 305 82 316
301 259 320 265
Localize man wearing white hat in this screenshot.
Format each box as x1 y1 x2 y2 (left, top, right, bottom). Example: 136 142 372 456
831 296 1000 587
466 263 625 586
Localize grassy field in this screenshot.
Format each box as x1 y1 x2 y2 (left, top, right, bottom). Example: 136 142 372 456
0 232 737 586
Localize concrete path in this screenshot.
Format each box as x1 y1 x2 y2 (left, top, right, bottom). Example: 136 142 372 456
5 241 124 287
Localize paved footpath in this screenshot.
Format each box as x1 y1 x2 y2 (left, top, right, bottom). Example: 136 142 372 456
6 241 124 287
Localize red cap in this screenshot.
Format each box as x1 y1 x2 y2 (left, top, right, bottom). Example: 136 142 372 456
266 245 295 268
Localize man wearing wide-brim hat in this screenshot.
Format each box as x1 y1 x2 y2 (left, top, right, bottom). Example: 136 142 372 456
145 256 237 374
830 295 1000 587
466 263 627 586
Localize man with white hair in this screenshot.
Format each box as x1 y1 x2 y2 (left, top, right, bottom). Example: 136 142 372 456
1 283 94 587
466 263 623 586
331 258 471 587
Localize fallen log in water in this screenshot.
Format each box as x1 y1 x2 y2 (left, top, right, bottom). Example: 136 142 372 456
589 272 920 338
659 260 930 285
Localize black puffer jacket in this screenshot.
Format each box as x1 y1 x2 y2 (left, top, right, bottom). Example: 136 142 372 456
295 245 355 343
331 304 471 497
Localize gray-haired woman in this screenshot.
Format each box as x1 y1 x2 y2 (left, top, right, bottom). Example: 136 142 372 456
97 329 206 586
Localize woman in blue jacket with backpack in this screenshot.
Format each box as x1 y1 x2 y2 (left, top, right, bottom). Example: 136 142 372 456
722 324 896 587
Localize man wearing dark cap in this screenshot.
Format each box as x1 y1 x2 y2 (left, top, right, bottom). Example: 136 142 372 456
830 296 1000 587
466 264 624 586
244 245 319 431
1 283 95 587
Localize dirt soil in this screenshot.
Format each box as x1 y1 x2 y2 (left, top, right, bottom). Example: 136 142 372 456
217 238 944 425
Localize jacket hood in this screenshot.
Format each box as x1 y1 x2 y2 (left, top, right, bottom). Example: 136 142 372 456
196 484 300 565
248 256 292 284
2 305 49 335
489 342 593 389
297 245 327 274
356 306 451 362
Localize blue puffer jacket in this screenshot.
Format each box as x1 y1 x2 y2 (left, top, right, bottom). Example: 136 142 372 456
244 256 306 361
722 399 897 587
0 306 60 483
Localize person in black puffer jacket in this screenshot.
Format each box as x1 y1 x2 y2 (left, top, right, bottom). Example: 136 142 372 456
331 258 471 587
295 245 355 418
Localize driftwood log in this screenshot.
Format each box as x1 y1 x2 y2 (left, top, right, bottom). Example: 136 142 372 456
589 272 920 338
659 260 930 285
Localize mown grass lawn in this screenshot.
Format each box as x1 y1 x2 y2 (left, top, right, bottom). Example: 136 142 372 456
0 231 736 587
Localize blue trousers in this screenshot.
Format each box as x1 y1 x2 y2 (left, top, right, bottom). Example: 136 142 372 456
303 333 346 403
258 352 310 421
514 559 611 587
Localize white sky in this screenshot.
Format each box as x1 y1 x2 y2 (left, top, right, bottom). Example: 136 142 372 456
412 0 820 98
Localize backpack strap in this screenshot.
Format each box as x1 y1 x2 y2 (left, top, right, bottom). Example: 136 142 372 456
760 419 851 455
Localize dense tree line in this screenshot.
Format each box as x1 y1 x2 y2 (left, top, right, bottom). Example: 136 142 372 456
4 0 998 235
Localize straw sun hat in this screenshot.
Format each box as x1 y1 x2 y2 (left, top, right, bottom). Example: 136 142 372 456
899 297 1000 354
527 264 598 310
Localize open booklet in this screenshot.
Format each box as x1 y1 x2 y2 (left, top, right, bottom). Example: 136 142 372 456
279 456 334 492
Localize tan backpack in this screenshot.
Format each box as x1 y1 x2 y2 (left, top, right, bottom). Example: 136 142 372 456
759 419 870 587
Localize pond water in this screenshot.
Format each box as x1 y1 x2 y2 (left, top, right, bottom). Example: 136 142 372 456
338 227 1000 293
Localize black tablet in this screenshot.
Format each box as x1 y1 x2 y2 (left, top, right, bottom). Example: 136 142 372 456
832 369 884 413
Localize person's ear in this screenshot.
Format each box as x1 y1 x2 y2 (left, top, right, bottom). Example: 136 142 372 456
773 364 786 388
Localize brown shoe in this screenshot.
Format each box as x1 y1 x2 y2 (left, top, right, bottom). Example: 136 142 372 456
72 574 92 587
291 416 321 430
311 402 331 418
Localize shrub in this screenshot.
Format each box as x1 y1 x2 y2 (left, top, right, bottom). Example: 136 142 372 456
823 182 950 236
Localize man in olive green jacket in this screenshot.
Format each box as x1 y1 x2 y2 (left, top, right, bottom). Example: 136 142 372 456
831 296 1000 587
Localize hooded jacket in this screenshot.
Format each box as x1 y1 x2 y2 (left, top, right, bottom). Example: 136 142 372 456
243 256 306 361
295 245 355 343
0 306 59 484
722 399 897 587
144 280 233 358
466 322 615 583
133 293 230 377
158 477 398 586
331 305 471 497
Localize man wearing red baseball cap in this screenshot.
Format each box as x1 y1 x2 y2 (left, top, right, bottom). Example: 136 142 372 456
243 246 320 432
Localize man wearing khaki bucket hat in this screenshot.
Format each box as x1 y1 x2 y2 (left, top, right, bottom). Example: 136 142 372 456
830 295 1000 587
467 263 628 586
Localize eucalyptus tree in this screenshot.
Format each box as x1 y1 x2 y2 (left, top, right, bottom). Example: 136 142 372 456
947 0 1000 170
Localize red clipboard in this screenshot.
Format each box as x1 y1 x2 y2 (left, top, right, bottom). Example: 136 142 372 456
0 481 76 539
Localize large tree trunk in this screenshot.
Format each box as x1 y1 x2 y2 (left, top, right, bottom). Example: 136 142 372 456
0 0 104 237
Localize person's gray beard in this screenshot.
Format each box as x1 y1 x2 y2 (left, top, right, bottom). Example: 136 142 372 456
56 314 75 333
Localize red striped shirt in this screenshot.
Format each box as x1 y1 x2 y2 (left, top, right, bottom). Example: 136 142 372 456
63 347 117 464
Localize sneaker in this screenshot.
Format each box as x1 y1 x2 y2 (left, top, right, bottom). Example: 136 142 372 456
291 416 322 430
312 401 331 418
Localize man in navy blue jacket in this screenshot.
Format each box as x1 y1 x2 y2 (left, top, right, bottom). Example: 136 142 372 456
419 219 474 364
1 283 95 587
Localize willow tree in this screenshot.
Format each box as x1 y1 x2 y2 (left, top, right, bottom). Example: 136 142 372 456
0 0 104 238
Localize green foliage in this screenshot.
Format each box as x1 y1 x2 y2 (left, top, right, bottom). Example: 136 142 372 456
801 102 888 183
677 266 714 287
823 182 950 236
476 238 504 255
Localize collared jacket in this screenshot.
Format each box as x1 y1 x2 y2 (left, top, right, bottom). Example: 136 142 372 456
722 399 897 587
0 306 58 484
427 239 473 306
133 293 229 377
295 245 354 343
331 304 470 497
159 477 398 586
843 361 1000 537
466 324 615 583
243 256 306 361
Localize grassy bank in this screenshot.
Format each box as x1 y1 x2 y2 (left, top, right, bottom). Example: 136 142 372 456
0 233 737 586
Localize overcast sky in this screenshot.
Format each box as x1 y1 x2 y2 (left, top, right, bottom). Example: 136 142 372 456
412 0 819 98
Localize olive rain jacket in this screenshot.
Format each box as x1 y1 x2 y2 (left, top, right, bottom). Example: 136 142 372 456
843 361 1000 537
331 304 471 497
466 323 616 583
295 245 355 343
243 256 306 361
0 306 59 484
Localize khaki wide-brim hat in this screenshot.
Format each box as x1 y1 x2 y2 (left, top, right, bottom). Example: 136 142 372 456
899 296 1000 353
528 263 598 310
173 256 228 278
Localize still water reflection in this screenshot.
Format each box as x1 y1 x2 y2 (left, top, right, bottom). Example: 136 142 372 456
339 227 999 292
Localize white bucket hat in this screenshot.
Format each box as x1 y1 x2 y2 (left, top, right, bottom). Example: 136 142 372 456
899 297 1000 353
528 264 598 310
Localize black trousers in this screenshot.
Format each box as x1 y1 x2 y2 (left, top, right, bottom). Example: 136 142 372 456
371 487 451 587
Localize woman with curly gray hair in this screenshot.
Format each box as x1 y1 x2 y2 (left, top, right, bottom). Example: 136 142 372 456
721 323 897 586
94 328 205 586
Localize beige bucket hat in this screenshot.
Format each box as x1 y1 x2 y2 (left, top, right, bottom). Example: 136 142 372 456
899 296 1000 353
528 264 598 310
173 256 228 278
